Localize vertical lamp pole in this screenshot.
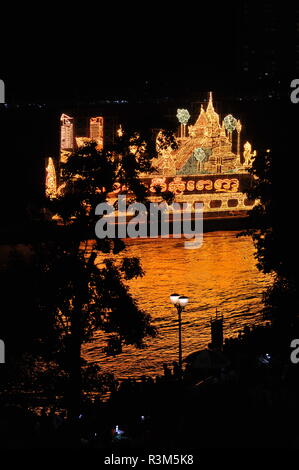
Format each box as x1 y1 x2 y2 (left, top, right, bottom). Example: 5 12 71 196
170 293 189 376
236 120 242 161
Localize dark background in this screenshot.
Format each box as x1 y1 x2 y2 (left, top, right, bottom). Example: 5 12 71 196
2 2 297 104
1 1 299 229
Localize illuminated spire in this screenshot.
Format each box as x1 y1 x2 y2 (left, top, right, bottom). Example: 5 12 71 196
195 103 207 127
46 157 57 198
206 91 220 128
206 91 214 113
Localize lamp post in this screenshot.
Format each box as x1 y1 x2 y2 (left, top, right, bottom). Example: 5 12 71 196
170 293 189 375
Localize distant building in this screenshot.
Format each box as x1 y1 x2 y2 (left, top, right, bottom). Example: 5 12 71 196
60 113 74 151
89 116 104 149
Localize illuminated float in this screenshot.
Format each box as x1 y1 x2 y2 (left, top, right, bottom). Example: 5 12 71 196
147 92 256 215
48 95 256 221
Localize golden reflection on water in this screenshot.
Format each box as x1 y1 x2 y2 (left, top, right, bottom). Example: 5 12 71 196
83 231 272 380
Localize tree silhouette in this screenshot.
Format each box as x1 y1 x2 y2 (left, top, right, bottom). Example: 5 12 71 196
44 130 176 417
242 144 299 326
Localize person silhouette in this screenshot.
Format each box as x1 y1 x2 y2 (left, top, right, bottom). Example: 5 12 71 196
172 361 180 378
163 363 172 380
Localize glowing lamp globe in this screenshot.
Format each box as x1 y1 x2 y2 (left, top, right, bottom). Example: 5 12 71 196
170 293 180 305
178 296 189 307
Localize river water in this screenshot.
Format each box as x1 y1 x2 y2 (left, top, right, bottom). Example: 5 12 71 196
83 231 272 380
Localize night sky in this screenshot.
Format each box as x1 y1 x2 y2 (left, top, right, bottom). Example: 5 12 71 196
3 2 297 107
2 4 242 104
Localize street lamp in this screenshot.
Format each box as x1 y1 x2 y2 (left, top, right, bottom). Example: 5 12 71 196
170 293 189 375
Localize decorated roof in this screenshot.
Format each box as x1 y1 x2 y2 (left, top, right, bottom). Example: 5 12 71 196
153 92 255 177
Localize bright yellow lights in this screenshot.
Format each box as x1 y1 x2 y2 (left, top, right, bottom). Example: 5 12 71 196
46 157 57 199
153 92 255 178
117 125 123 137
90 117 104 149
243 142 256 166
112 176 240 196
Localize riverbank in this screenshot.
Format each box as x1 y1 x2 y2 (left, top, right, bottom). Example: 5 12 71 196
2 322 299 450
0 213 252 244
